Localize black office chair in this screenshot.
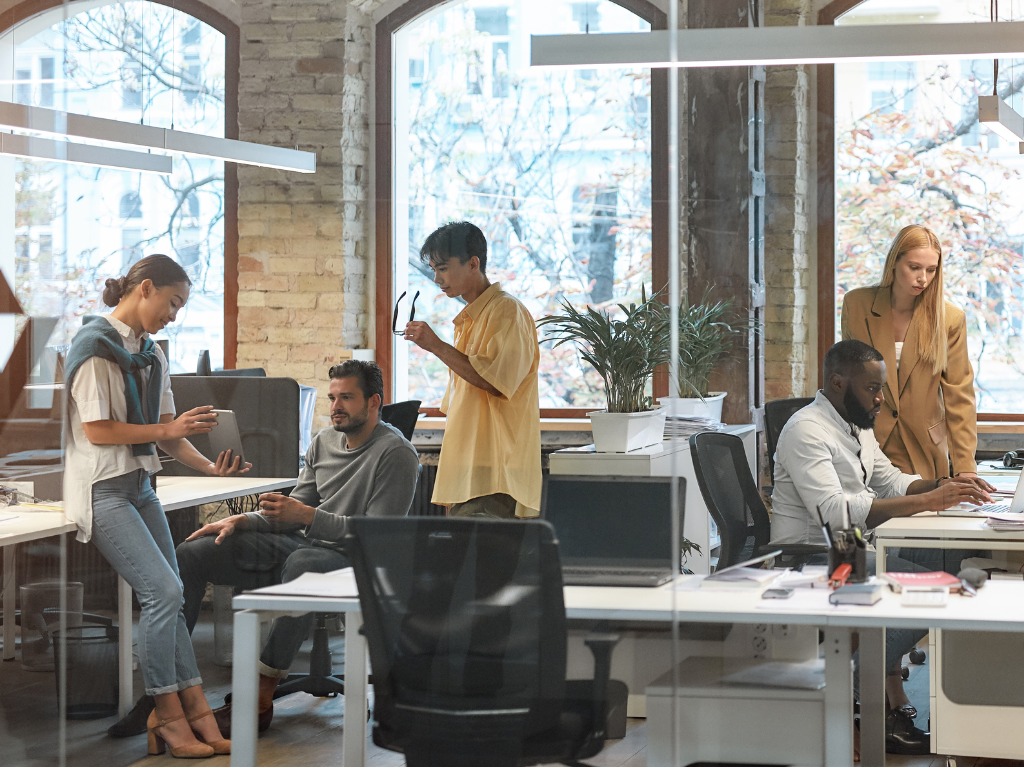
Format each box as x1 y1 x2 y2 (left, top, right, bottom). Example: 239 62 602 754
689 431 826 569
345 516 619 767
764 396 813 484
271 399 422 702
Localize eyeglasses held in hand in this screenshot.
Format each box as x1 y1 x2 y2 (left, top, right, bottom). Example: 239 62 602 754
392 290 420 336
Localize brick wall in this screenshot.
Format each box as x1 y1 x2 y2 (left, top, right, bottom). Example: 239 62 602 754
764 0 815 398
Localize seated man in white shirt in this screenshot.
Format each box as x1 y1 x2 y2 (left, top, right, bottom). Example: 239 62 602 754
771 339 992 755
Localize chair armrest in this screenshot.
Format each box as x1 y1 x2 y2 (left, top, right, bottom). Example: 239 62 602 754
582 632 620 740
756 543 829 569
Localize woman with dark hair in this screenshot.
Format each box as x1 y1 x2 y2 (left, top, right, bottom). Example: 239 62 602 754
63 253 248 758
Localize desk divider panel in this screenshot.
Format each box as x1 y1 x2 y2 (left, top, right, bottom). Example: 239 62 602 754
166 376 301 479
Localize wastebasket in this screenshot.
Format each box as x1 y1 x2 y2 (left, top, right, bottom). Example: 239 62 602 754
51 614 118 720
18 581 84 671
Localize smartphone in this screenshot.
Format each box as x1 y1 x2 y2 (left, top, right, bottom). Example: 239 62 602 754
761 587 794 600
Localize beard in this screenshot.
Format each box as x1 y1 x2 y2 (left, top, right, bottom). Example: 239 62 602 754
843 387 877 430
331 405 369 434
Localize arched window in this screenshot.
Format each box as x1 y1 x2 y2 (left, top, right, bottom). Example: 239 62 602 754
377 0 667 414
3 0 231 372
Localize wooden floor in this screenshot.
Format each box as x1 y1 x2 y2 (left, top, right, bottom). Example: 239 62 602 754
2 611 1022 767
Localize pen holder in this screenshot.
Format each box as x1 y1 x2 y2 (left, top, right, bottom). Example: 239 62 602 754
828 529 868 583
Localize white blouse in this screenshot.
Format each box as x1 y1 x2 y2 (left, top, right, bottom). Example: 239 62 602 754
63 315 174 542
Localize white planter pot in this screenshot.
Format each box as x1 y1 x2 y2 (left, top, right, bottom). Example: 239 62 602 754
658 391 726 421
588 408 667 453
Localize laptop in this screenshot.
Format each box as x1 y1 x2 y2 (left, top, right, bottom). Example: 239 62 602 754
541 474 685 587
939 470 1024 517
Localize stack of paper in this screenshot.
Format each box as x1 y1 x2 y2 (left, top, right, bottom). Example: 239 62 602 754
986 512 1024 531
663 415 725 438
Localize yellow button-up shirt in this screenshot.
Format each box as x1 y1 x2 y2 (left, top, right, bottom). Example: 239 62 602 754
432 283 542 515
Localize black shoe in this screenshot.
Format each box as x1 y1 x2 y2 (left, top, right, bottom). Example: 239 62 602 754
885 708 931 755
212 700 274 738
106 694 154 738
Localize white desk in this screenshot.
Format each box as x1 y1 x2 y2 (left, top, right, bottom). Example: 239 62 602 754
112 476 295 713
874 510 1024 760
229 577 1024 767
0 508 77 661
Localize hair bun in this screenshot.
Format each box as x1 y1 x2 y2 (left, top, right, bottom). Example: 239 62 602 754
101 276 127 307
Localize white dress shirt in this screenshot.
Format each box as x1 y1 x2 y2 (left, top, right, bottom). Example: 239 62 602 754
63 315 174 542
770 390 919 545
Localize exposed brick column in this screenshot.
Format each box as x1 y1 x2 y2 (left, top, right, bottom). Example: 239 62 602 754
764 0 814 398
235 0 354 390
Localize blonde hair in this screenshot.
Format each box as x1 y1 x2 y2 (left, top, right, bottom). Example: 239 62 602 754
878 225 946 375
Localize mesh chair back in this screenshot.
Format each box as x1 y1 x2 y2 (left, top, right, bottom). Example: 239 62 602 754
764 397 813 482
381 400 422 441
345 517 567 763
688 432 771 569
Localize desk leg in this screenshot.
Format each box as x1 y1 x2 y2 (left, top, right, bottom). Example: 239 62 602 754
875 540 888 575
859 627 886 768
2 546 14 661
823 628 854 766
342 609 367 767
117 575 134 715
230 610 260 768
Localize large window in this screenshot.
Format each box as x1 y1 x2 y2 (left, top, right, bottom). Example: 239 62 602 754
387 0 658 411
3 0 227 373
831 0 1024 413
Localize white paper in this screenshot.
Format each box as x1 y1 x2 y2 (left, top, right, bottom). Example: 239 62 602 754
249 567 358 597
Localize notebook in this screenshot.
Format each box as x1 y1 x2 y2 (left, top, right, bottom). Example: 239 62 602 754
939 470 1024 517
541 474 685 588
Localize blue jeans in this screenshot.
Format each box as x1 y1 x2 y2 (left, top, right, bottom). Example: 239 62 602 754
90 469 202 695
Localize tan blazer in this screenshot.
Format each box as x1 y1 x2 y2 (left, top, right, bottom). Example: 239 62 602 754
840 286 977 478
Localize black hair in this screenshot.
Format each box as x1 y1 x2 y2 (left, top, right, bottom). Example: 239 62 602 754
328 359 384 401
823 339 884 381
102 254 191 307
419 221 488 273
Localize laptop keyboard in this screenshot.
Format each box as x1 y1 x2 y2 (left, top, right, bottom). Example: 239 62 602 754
966 502 1009 515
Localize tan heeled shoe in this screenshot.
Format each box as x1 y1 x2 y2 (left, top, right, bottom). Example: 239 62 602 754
146 709 215 759
187 709 231 755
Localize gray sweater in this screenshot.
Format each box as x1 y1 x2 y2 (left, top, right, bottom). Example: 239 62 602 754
243 420 419 545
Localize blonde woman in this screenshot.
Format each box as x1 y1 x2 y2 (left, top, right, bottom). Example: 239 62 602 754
841 224 981 480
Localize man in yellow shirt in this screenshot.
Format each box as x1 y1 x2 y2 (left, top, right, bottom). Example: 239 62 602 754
402 221 541 518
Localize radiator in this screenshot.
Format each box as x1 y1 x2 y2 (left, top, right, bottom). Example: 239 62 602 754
413 463 446 517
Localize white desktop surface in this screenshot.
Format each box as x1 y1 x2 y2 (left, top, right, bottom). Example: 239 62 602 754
229 577 1024 767
875 512 1024 568
0 508 77 661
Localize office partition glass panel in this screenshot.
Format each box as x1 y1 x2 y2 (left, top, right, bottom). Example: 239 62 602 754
1 2 227 762
834 0 1024 412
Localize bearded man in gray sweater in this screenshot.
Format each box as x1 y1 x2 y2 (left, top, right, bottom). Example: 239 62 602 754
175 359 418 732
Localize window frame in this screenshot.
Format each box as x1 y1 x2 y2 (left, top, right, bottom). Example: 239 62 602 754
374 0 669 417
0 0 240 367
816 0 1022 421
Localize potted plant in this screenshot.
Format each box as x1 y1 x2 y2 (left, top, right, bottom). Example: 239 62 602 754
538 288 670 452
659 290 748 421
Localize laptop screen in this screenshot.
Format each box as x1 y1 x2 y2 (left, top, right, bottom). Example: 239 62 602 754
541 474 686 570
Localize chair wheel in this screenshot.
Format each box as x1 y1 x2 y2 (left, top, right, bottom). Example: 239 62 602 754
909 648 926 664
901 665 910 680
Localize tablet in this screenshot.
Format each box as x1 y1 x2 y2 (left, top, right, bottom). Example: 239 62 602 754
208 409 246 464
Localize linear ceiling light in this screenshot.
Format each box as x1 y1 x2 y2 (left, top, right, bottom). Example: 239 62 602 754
0 132 172 174
0 100 316 173
530 21 1024 69
978 94 1024 143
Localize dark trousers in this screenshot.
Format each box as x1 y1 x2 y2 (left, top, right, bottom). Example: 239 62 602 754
176 532 349 675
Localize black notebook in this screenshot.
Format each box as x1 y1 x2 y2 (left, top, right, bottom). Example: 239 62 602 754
542 474 686 587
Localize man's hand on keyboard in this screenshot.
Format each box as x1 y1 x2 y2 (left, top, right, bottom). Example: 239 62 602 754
935 476 994 509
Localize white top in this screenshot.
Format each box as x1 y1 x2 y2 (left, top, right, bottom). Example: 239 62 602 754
769 391 919 545
63 315 174 542
894 340 904 365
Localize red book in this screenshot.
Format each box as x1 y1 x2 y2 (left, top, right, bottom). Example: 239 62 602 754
882 571 961 591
